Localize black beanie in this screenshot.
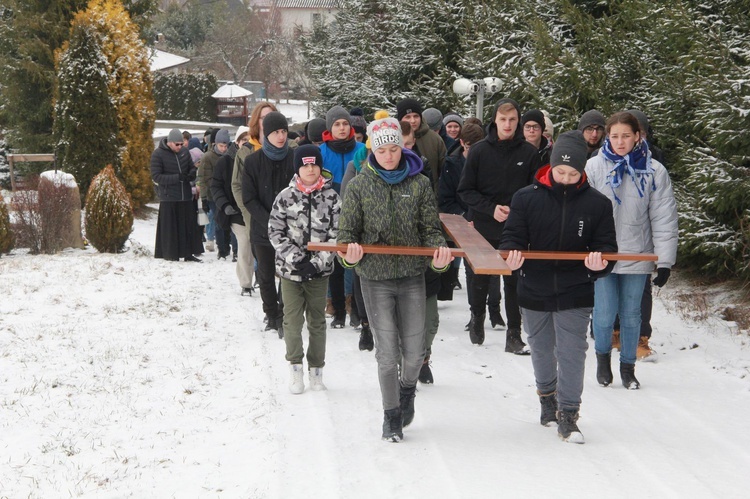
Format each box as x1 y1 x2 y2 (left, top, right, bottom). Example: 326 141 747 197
396 98 423 121
294 144 324 175
522 109 546 131
307 118 326 143
262 111 288 139
550 130 588 174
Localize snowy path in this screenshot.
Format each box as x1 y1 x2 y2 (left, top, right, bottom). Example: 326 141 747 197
1 210 750 497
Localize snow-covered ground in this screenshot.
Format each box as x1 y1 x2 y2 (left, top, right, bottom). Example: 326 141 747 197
1 207 750 498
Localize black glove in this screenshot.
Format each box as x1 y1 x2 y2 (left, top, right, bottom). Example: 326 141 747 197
178 172 189 182
291 261 317 280
224 205 239 216
652 267 671 287
202 199 210 213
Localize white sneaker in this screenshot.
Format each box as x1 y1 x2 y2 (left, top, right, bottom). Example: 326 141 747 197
309 367 327 391
205 240 215 252
289 364 304 394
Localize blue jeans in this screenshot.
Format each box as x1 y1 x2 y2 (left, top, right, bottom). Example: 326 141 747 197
593 273 648 365
360 275 426 410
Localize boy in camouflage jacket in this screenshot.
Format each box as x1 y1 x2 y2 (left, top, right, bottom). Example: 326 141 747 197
269 144 340 394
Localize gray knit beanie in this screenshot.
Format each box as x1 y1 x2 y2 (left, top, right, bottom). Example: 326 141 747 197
167 128 183 143
577 110 606 131
423 108 443 131
215 129 231 144
550 131 588 173
326 105 351 131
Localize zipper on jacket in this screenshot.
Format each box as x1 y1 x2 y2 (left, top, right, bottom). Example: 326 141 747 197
176 152 185 202
553 188 569 296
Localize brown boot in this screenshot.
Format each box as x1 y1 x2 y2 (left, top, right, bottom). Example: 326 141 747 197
637 336 657 362
612 329 621 350
325 298 334 317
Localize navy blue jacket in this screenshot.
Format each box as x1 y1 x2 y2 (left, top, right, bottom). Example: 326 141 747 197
500 165 617 312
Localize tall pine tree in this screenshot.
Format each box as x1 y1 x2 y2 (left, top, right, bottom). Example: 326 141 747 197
53 22 119 199
75 0 155 208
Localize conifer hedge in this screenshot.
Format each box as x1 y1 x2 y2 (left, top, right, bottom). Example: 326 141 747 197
85 165 133 253
0 192 13 255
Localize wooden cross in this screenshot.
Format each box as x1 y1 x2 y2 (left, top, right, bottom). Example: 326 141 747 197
307 213 657 275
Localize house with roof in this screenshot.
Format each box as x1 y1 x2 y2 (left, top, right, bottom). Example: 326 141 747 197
247 0 340 32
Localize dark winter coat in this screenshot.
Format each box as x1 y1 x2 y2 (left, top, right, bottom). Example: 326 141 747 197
241 147 295 247
457 100 541 241
269 172 341 282
499 165 618 312
211 143 243 230
438 142 469 218
199 148 223 201
150 138 196 202
337 148 446 281
414 121 447 191
537 136 552 167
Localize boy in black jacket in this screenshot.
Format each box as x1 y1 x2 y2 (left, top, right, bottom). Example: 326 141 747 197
500 131 617 444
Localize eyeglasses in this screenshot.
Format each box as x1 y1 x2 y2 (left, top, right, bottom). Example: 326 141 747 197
523 124 541 131
583 126 604 134
172 143 183 147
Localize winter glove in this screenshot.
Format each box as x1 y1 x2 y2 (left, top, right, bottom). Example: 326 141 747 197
224 205 239 216
202 199 210 213
178 172 190 182
291 261 318 280
652 267 671 287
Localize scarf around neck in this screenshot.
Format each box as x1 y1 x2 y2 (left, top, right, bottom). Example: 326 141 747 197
262 138 289 161
295 174 325 194
323 129 356 154
600 137 655 204
369 157 410 185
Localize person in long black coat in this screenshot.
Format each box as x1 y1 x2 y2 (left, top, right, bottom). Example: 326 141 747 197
151 128 203 261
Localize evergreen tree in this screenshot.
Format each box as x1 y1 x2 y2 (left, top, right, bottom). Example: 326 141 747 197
78 0 156 208
0 0 156 153
0 191 13 256
85 164 133 253
53 22 119 200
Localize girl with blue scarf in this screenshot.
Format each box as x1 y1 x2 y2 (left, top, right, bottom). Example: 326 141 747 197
584 112 678 390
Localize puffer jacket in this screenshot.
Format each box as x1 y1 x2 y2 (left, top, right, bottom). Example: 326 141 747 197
269 172 341 282
337 148 446 281
319 138 366 193
500 165 618 311
585 150 678 273
150 138 196 202
199 147 223 201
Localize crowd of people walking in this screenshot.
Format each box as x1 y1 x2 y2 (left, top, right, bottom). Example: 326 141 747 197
149 96 678 445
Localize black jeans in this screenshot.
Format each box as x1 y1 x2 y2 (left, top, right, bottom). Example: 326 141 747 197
328 258 346 314
467 238 521 329
252 243 281 317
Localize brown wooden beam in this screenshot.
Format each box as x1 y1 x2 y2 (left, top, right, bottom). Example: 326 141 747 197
307 242 657 263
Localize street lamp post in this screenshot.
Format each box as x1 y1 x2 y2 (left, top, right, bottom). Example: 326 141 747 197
452 76 502 120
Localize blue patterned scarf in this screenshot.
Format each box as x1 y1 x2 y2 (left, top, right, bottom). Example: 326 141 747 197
600 137 655 204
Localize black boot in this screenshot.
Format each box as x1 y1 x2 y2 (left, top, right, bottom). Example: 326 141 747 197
538 390 558 427
620 362 640 390
331 310 346 329
469 313 485 345
489 308 505 329
382 408 403 442
596 352 613 387
557 409 584 444
418 356 433 384
505 328 530 355
358 323 374 351
399 384 417 427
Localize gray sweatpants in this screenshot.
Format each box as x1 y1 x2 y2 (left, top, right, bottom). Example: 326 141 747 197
521 307 591 411
361 275 426 411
